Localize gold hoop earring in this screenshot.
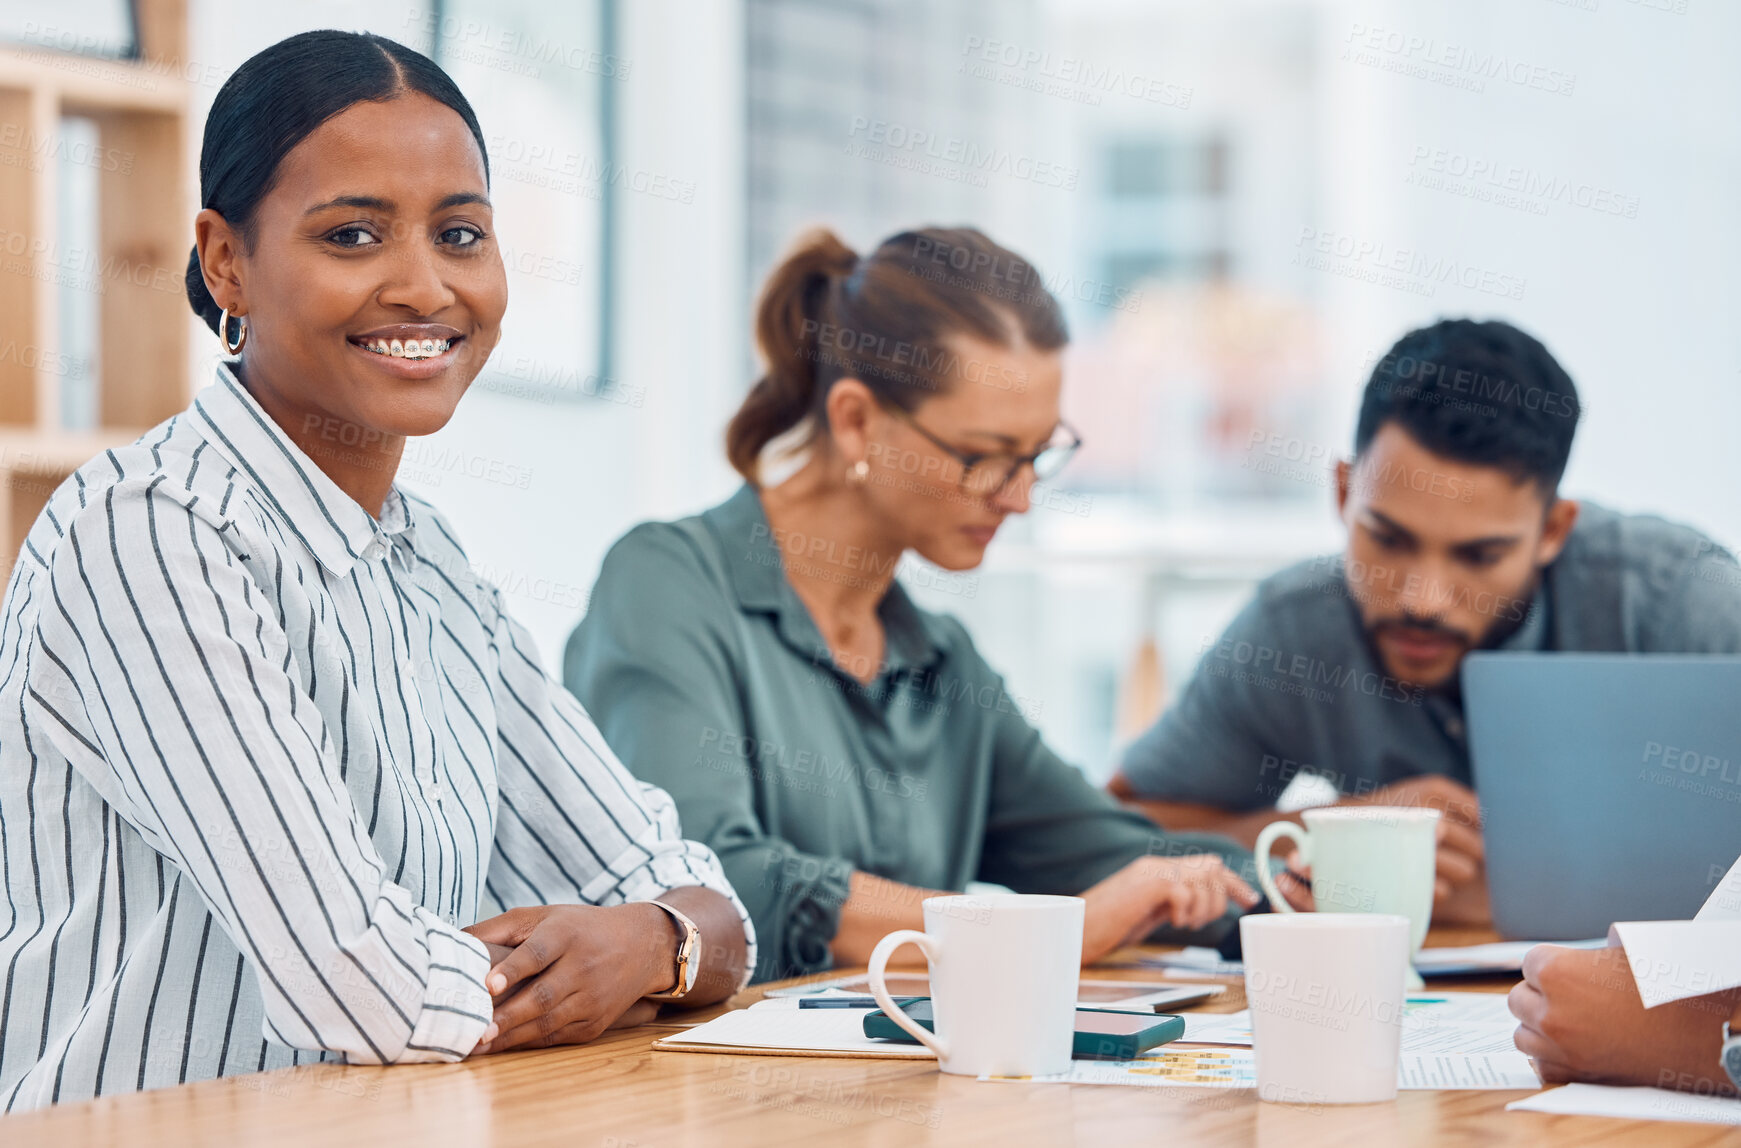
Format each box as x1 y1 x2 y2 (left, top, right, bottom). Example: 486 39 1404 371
848 459 869 484
218 308 248 355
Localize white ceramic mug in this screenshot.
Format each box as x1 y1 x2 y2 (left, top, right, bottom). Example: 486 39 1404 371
866 893 1083 1077
1241 913 1410 1105
1254 806 1439 976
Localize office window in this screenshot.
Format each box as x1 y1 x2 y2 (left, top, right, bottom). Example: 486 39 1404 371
429 0 615 404
744 0 1033 290
1108 142 1170 198
1096 135 1231 288
1107 138 1227 200
2 1 134 57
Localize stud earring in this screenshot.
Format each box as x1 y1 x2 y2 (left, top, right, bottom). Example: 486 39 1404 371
848 459 869 484
218 308 248 355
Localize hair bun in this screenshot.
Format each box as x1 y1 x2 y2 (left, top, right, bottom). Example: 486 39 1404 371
798 229 858 279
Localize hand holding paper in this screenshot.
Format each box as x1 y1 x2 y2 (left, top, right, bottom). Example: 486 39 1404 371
1601 853 1741 1013
1509 944 1738 1091
1608 921 1741 1010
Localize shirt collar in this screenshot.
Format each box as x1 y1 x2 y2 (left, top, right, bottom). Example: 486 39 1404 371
706 484 947 675
190 362 409 577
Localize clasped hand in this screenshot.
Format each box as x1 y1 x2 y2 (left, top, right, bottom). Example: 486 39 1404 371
462 903 677 1054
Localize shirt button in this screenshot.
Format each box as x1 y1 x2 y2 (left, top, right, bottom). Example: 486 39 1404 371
425 781 443 803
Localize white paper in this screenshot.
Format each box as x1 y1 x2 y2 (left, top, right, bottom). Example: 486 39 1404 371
1145 946 1246 976
1405 992 1516 1028
655 998 933 1058
1178 993 1517 1054
983 1047 1257 1088
1697 854 1741 922
1508 1083 1741 1125
1399 992 1524 1056
1398 1052 1539 1090
1610 920 1741 1009
1179 1012 1255 1045
981 1045 1535 1091
762 976 1224 1011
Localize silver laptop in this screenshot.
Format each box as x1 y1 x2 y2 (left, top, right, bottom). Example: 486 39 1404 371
1463 653 1741 940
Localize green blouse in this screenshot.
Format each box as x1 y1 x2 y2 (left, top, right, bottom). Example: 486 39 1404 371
564 485 1251 982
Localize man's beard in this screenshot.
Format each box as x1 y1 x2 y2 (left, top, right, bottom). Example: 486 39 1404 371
1357 568 1544 695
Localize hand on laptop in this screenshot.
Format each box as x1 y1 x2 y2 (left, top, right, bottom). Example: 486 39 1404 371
1343 775 1488 923
1509 943 1739 1093
1079 853 1262 963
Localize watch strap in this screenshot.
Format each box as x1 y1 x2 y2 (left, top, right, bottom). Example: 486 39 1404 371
642 898 700 1001
1722 1023 1741 1091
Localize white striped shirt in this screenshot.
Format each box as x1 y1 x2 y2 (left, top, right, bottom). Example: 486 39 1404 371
0 364 753 1111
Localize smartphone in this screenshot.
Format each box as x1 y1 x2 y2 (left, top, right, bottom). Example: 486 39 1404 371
863 998 1185 1060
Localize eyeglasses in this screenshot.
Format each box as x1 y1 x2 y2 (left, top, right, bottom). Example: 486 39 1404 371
883 404 1083 496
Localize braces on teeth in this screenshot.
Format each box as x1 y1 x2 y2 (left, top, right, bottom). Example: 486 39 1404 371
363 338 450 359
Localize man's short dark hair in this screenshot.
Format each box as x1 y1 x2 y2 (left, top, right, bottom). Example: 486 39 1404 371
1355 319 1581 492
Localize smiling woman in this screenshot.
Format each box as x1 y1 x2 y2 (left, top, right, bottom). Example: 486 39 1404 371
182 34 506 514
0 30 751 1112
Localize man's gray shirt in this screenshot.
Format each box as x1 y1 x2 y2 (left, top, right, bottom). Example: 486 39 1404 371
1121 503 1741 809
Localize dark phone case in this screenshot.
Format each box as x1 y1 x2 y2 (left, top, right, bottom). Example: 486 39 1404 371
862 998 1186 1060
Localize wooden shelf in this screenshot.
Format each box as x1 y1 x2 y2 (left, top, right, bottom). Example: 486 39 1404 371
0 47 189 115
0 0 190 569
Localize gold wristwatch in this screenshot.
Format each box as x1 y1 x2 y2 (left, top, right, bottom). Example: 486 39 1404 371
642 899 700 1001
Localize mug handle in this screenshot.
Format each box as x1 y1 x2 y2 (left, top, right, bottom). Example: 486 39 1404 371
1254 821 1310 913
867 930 947 1061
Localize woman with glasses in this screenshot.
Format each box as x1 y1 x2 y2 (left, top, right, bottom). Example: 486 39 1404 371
565 227 1274 983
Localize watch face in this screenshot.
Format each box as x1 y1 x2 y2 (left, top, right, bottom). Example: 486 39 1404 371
1725 1042 1741 1084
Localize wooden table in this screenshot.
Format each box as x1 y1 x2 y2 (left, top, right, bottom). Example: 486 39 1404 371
5 928 1735 1147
